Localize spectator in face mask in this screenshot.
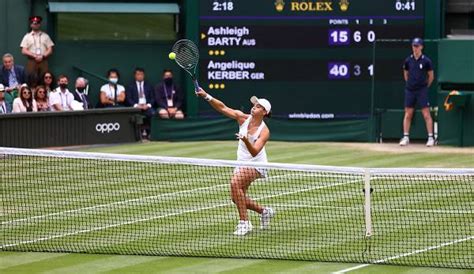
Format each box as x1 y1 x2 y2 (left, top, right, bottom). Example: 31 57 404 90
154 69 184 119
73 77 91 110
99 68 126 108
49 74 74 111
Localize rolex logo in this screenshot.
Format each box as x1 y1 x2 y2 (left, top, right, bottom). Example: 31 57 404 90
339 0 349 11
275 0 285 12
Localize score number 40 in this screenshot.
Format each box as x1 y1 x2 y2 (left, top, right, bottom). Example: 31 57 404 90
328 63 374 79
329 30 375 45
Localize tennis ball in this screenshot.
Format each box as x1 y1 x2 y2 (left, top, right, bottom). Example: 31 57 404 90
168 52 176 60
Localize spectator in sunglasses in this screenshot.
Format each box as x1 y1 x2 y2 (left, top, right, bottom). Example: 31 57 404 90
12 85 37 113
34 85 50 112
41 71 56 93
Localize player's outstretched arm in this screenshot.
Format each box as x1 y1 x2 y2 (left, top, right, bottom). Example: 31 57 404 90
196 88 247 122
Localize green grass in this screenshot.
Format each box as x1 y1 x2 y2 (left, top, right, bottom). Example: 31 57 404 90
1 141 473 273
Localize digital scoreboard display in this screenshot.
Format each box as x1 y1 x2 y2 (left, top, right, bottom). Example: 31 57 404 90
199 0 424 118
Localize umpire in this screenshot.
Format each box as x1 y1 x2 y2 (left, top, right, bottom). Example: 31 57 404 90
399 38 435 147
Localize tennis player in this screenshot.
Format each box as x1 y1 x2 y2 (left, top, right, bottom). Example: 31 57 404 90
197 88 275 236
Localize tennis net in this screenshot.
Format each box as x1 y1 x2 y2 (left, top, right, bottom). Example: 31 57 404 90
1 147 472 268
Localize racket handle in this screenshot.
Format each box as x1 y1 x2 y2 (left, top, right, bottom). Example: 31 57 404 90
193 79 200 94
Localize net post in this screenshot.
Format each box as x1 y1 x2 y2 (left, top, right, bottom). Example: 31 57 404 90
368 39 377 142
364 169 373 238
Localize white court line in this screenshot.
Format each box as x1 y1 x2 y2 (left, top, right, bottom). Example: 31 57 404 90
2 173 299 225
1 183 228 225
332 236 474 274
1 178 360 248
332 264 371 274
272 204 473 215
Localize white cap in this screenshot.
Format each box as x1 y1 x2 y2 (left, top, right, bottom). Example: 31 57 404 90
250 96 271 114
0 84 4 91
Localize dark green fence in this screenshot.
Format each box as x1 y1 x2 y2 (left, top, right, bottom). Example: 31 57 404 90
151 117 370 142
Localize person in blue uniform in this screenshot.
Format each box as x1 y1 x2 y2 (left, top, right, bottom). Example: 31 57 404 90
399 38 435 147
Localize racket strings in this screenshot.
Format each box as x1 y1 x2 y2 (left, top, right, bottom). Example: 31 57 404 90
172 40 199 70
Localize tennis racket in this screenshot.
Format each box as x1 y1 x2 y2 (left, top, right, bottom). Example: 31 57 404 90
171 39 200 93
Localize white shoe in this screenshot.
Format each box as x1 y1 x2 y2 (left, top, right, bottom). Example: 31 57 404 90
399 136 409 146
426 138 435 147
260 207 275 229
233 220 253 236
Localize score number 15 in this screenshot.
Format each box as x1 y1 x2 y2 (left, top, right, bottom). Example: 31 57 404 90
329 29 376 45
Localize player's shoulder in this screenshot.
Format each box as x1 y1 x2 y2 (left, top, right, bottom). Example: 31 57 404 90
236 111 249 124
260 123 270 139
263 123 270 133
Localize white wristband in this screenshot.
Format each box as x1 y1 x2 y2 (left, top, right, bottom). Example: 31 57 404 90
204 94 214 102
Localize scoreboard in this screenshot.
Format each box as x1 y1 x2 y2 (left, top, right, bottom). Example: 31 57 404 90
198 0 425 118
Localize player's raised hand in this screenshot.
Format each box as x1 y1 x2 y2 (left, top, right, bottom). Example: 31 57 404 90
235 133 248 142
196 87 207 98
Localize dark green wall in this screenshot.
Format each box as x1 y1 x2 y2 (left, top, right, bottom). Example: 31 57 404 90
183 0 199 116
438 39 474 85
0 0 186 108
0 0 32 66
151 117 370 142
425 0 443 39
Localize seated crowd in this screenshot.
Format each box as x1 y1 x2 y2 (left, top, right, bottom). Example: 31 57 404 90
0 53 185 138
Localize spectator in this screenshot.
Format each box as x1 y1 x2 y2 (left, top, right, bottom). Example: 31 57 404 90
41 71 55 94
1 53 26 90
20 16 55 87
99 69 126 108
49 75 74 111
0 84 12 114
154 69 184 119
72 77 91 110
1 53 26 107
126 67 155 138
34 85 49 112
0 53 25 111
12 85 37 113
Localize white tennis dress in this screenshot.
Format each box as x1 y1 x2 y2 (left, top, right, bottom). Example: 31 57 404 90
236 115 268 177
